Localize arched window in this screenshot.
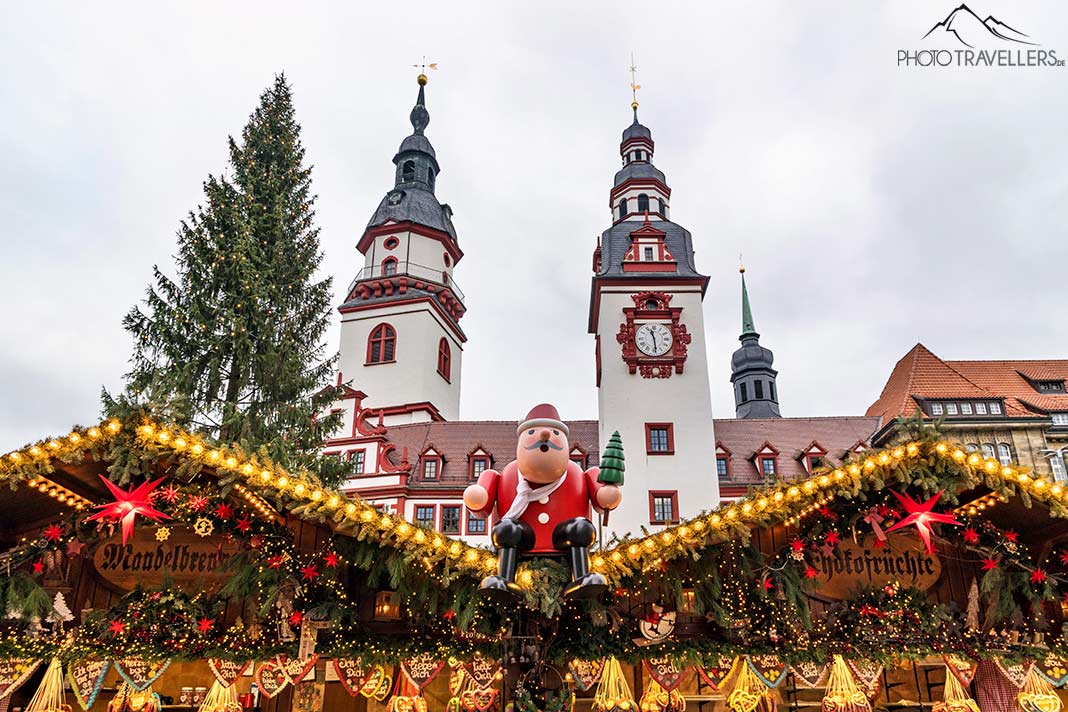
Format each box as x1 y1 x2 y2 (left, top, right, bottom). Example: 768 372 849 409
981 443 995 460
997 443 1013 466
437 338 451 381
427 167 435 189
381 257 398 276
402 160 415 182
367 324 396 364
618 198 628 219
657 198 666 216
637 193 650 213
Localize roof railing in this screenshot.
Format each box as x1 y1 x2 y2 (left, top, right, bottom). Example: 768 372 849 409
348 260 464 303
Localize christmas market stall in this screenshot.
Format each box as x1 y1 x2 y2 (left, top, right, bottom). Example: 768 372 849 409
2 412 1068 712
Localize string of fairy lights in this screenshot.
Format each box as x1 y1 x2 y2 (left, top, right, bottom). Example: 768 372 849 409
1 417 1062 589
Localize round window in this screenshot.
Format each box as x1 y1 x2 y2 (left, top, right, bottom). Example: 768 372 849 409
384 237 400 250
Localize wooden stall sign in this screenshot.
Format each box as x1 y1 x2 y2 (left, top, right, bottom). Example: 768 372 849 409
811 534 941 600
92 526 233 591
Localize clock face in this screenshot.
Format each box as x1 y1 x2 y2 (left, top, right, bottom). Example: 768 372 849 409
635 323 673 357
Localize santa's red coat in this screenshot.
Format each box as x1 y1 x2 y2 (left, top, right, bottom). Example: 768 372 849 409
469 461 605 553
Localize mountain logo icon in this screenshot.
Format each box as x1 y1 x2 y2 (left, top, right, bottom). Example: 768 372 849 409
922 4 1038 48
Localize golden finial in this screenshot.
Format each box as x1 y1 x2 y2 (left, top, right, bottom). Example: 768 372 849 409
739 254 746 274
629 53 641 110
413 57 438 85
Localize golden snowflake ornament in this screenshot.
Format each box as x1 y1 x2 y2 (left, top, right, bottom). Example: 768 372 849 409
154 526 171 542
193 518 214 537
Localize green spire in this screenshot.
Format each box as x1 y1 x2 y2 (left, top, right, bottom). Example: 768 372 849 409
740 266 757 338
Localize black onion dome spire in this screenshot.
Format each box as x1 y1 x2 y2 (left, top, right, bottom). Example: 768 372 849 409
730 265 781 418
366 73 456 240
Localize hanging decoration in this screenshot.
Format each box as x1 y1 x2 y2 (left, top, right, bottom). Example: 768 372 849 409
884 489 961 554
697 656 737 692
843 659 883 700
196 681 241 712
932 667 979 712
254 658 291 699
993 659 1033 689
1017 666 1063 712
282 654 319 684
790 662 830 689
0 658 42 700
639 678 684 712
401 653 446 691
85 476 170 545
746 655 787 688
463 654 502 691
459 687 499 712
822 656 871 712
333 658 368 698
389 673 429 712
1035 655 1068 688
569 659 606 692
24 658 66 712
68 660 110 711
359 666 393 701
726 660 774 712
207 659 249 688
116 658 171 692
643 656 686 691
592 657 636 712
107 683 161 712
942 656 978 687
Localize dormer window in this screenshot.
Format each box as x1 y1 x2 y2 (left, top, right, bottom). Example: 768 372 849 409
1036 380 1066 393
402 160 415 182
643 246 654 261
637 194 650 213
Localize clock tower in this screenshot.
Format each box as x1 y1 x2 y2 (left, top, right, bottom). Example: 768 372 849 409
589 101 719 538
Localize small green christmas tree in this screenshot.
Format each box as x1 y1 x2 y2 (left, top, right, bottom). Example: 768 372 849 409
598 431 625 485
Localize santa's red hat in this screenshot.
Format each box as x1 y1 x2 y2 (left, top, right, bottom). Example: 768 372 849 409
517 403 569 437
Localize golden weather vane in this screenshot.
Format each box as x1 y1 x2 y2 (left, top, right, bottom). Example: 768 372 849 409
629 52 641 108
413 57 438 84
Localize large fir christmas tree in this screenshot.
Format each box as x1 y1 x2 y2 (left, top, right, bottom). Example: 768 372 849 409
120 75 345 484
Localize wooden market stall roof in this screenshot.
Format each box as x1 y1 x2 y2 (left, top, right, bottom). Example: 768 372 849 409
3 416 1067 586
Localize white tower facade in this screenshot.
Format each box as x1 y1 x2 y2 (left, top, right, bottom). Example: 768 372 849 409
335 75 465 428
589 105 719 540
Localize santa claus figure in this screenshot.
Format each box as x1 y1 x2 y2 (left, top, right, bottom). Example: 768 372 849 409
463 404 622 600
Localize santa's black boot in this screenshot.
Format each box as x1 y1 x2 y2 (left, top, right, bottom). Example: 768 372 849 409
553 517 607 600
481 518 534 601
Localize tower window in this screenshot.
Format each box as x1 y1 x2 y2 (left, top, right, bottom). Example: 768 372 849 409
740 382 748 403
367 323 396 364
755 380 764 399
382 257 398 276
402 160 415 182
619 198 628 219
437 338 451 382
657 198 666 216
644 298 658 310
770 381 776 401
427 167 435 189
645 423 674 455
637 193 650 213
643 246 654 261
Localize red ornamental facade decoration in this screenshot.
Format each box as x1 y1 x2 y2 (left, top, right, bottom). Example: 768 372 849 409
615 292 691 379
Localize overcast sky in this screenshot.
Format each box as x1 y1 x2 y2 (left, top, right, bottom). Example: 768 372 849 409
2 2 1067 448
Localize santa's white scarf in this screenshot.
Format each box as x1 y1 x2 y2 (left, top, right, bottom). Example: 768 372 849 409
502 469 567 520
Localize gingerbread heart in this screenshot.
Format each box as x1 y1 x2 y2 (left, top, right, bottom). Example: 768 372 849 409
207 659 250 688
334 658 368 698
255 660 290 699
1017 693 1061 712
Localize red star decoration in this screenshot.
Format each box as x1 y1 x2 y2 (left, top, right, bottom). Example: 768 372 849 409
962 528 980 545
323 552 339 568
762 577 774 590
825 531 841 546
818 506 838 521
442 609 456 621
859 604 882 617
877 504 896 519
187 495 208 512
197 617 214 633
1060 551 1068 566
235 516 252 534
804 566 819 579
301 564 320 581
31 560 44 575
85 476 170 545
790 538 806 553
214 503 234 520
42 524 63 542
267 555 285 570
159 485 181 504
884 490 961 554
66 540 85 557
1031 569 1048 585
982 557 999 571
109 619 126 635
1004 530 1019 543
288 611 303 626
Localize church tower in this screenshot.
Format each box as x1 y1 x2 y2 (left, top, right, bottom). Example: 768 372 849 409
589 97 719 537
336 74 465 425
730 267 781 418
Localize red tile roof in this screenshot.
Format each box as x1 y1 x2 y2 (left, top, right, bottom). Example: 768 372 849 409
713 416 880 485
866 344 1068 423
384 420 600 486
